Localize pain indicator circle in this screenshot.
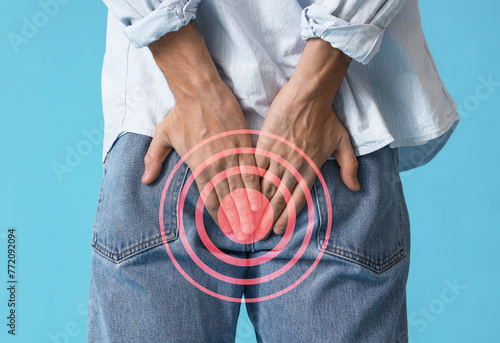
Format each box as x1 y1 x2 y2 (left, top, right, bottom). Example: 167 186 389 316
159 130 332 302
218 188 271 244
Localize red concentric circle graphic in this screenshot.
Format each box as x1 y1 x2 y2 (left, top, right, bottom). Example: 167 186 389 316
158 129 332 303
218 188 272 244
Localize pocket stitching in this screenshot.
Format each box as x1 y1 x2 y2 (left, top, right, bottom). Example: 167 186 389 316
319 245 407 273
90 151 189 263
316 149 407 273
91 153 110 250
172 165 190 242
91 235 165 263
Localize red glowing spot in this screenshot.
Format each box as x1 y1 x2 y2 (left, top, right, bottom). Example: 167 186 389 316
218 188 273 244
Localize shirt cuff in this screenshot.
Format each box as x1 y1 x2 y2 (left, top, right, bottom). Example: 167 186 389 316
121 0 201 49
300 4 385 65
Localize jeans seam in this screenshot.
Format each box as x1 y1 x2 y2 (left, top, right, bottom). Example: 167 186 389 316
172 163 190 242
319 246 407 273
392 146 407 267
91 151 110 247
314 182 324 250
90 149 188 264
91 235 167 263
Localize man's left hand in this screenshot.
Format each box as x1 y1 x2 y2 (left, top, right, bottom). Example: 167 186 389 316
255 39 360 236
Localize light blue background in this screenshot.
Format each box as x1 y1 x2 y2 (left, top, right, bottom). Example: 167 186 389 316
1 1 498 342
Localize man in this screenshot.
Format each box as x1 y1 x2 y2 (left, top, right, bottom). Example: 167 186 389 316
87 0 460 342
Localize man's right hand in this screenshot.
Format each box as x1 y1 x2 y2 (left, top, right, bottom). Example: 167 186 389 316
142 22 262 242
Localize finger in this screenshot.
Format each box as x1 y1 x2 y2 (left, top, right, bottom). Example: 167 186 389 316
227 174 254 240
216 203 232 234
254 152 270 172
210 156 248 240
142 123 173 184
273 171 317 235
202 185 227 229
239 154 262 211
196 177 235 235
213 174 241 236
265 170 298 235
332 133 360 192
255 201 274 240
260 160 286 201
254 153 270 196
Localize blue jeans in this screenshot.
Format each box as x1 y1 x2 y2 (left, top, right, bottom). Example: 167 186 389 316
87 132 410 342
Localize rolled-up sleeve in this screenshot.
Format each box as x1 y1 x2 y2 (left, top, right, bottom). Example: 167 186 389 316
103 0 202 48
300 0 408 64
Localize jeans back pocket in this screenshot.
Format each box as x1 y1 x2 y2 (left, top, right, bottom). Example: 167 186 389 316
91 133 188 263
315 145 409 273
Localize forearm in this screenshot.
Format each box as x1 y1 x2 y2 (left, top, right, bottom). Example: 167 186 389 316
144 23 259 240
148 21 224 103
288 38 351 106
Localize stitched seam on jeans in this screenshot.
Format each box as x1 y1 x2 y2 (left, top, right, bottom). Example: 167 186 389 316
319 150 407 273
166 160 177 238
91 234 163 259
91 231 181 263
91 152 188 263
314 182 324 236
173 164 189 242
314 180 328 250
322 245 406 272
91 145 111 246
91 238 166 263
392 146 407 263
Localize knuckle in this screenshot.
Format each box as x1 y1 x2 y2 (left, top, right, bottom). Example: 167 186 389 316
221 198 235 210
231 188 245 198
263 184 276 199
255 155 269 169
197 174 211 186
212 159 228 172
229 182 242 193
238 153 252 164
225 155 240 168
204 197 219 212
273 196 287 209
194 178 210 194
241 172 256 184
273 163 286 176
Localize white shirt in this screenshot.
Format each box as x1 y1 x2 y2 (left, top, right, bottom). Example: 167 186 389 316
100 0 460 172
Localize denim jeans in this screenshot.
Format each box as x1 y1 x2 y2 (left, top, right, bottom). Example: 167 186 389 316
87 132 411 343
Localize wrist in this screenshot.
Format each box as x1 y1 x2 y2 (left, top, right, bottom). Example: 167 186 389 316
289 38 351 105
168 69 226 104
148 21 225 102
